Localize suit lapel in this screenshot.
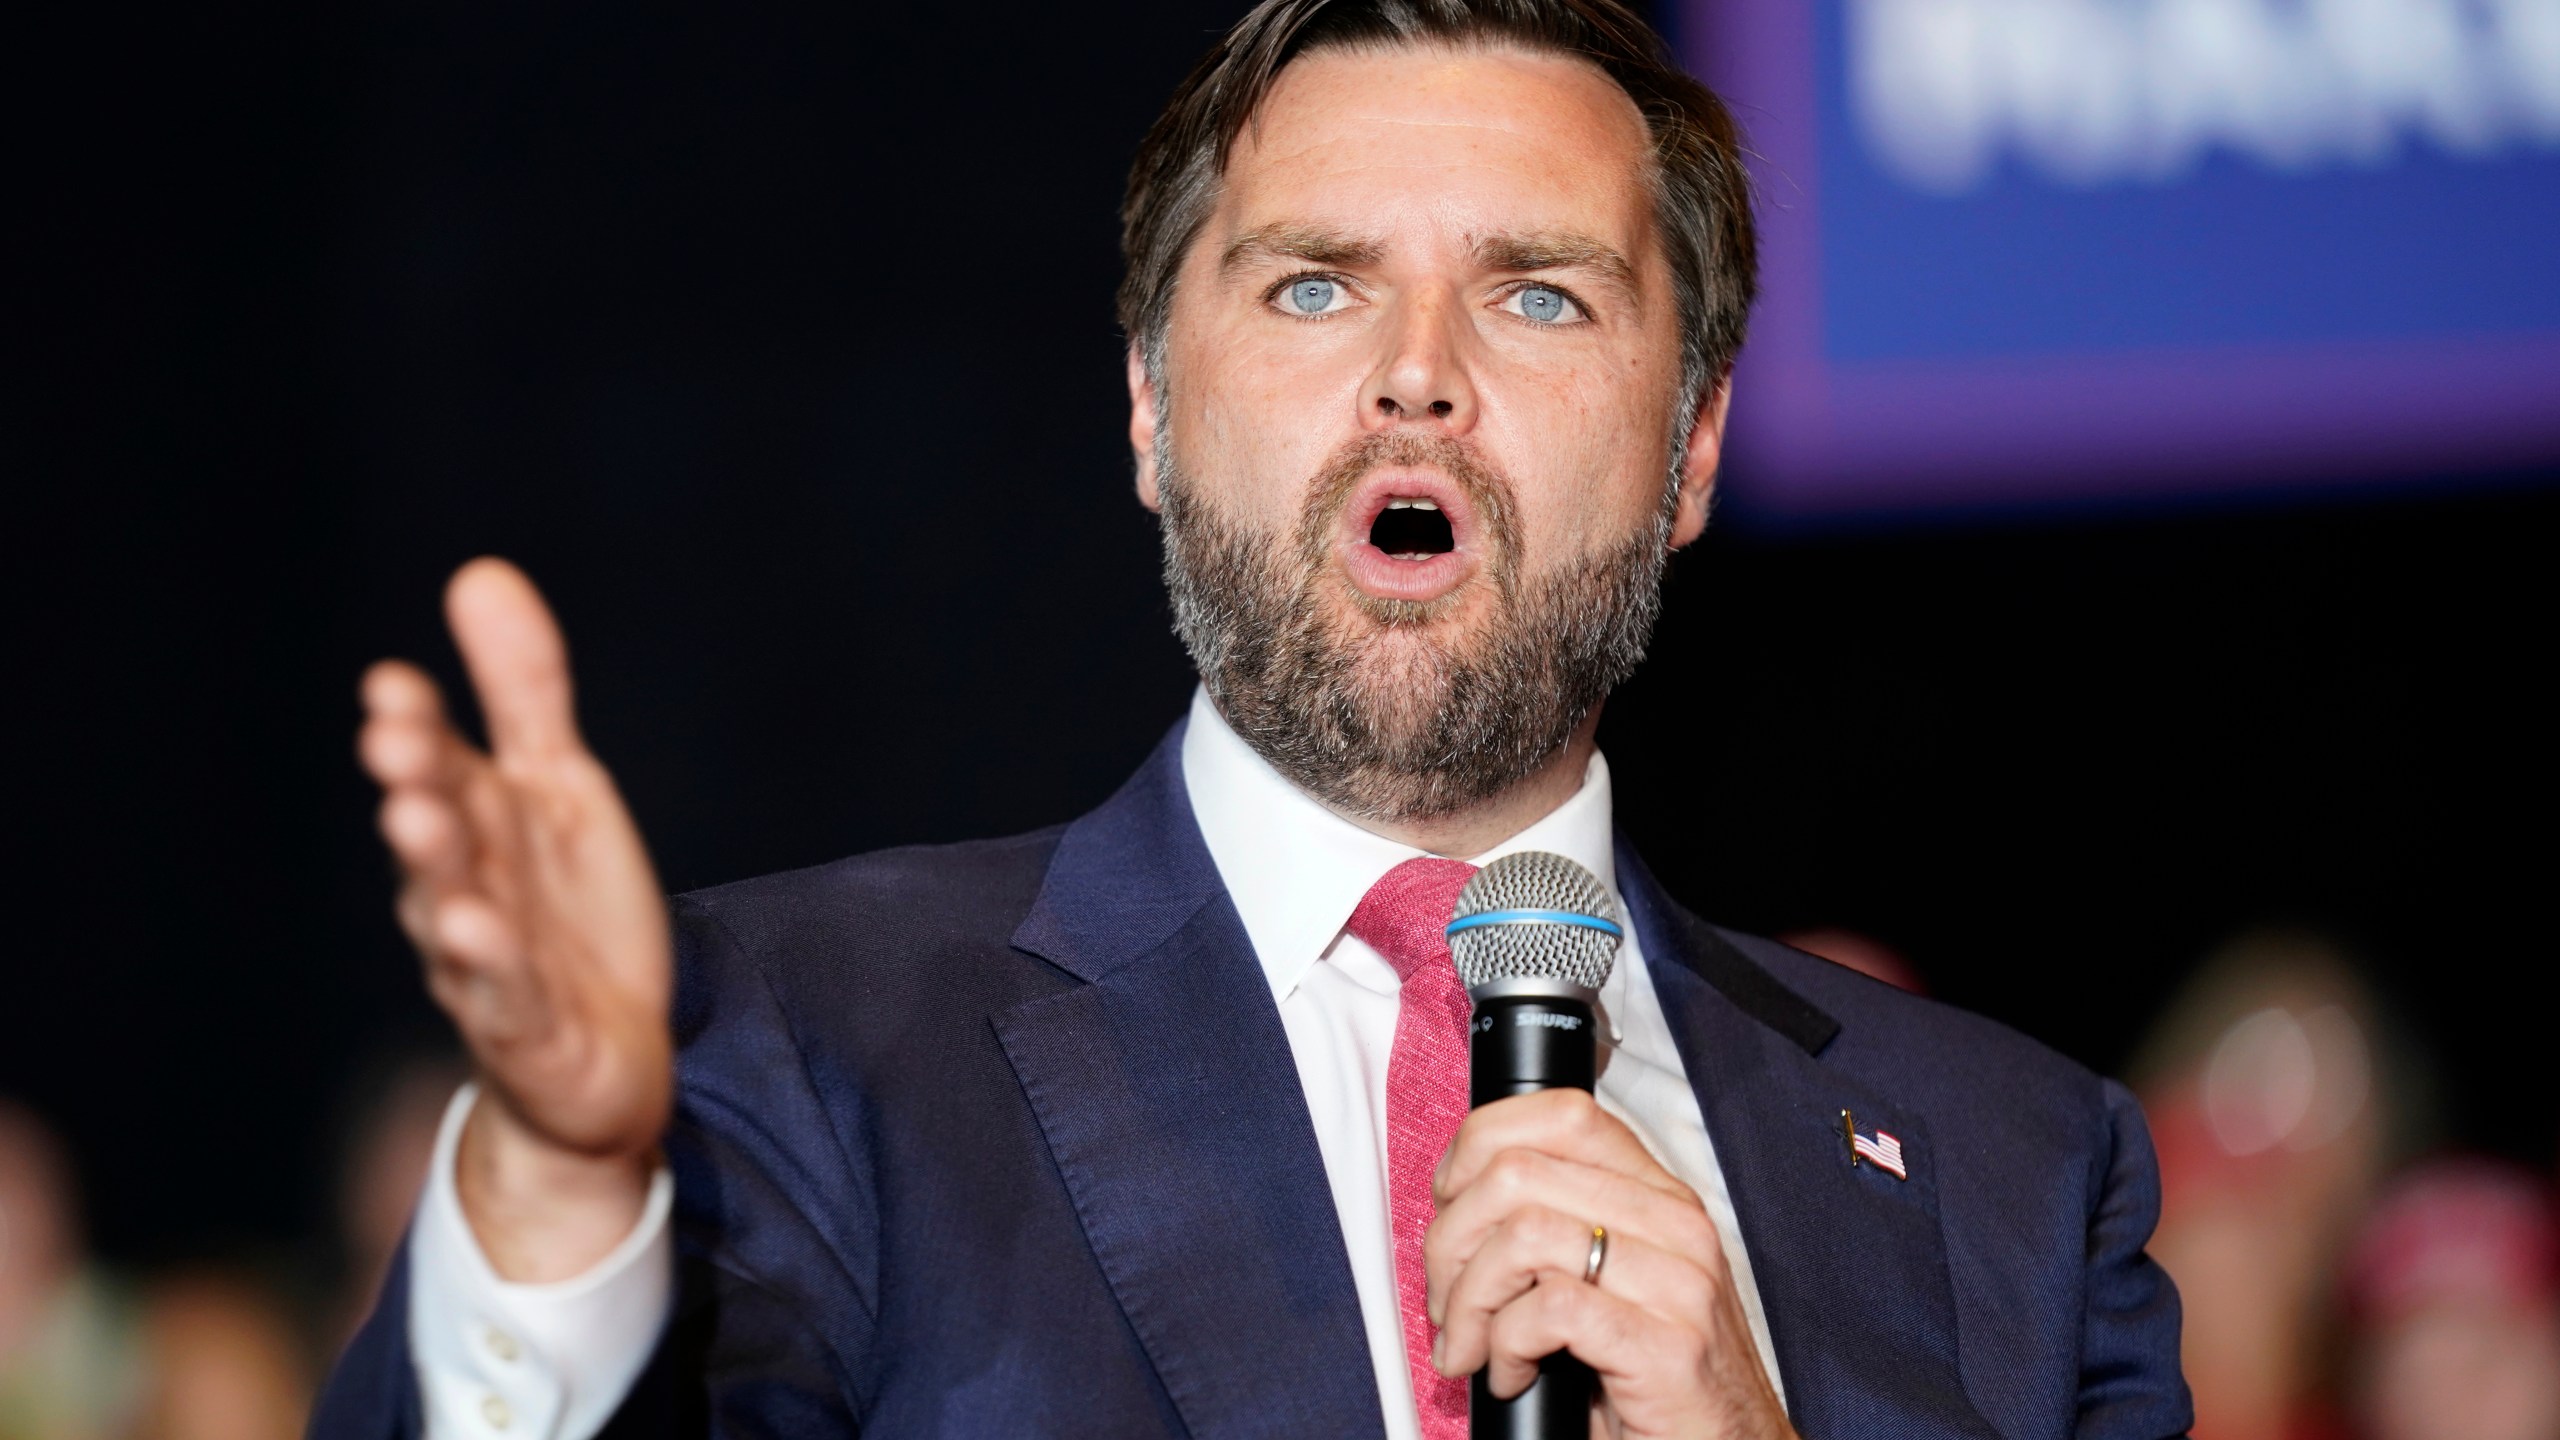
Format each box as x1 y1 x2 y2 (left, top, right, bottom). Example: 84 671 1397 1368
1618 845 2001 1439
994 728 1383 1440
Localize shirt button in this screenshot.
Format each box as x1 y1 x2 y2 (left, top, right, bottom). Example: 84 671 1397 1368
481 1394 512 1430
485 1327 520 1362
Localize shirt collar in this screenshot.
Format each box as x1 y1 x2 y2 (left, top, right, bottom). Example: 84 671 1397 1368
1179 685 1620 1004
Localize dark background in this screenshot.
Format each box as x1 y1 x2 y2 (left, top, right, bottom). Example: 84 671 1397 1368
12 0 2553 1267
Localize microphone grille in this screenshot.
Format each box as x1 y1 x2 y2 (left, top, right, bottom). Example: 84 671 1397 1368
1447 851 1622 992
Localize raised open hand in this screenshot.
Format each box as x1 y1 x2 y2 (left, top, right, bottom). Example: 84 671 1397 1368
358 559 671 1276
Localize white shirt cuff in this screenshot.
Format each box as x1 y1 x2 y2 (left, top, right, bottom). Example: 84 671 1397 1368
407 1082 673 1440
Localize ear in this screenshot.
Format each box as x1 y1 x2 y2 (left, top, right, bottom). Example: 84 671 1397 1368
1667 373 1733 550
1128 344 1163 513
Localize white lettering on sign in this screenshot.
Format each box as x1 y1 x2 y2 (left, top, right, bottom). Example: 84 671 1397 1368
1848 0 2560 192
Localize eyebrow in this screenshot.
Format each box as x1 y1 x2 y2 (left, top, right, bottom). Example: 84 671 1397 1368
1473 232 1638 298
1218 222 1640 301
1219 224 1386 278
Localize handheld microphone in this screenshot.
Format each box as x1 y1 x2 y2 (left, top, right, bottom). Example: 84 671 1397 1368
1445 852 1624 1440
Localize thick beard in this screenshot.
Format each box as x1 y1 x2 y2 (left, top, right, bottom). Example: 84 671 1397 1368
1157 426 1673 825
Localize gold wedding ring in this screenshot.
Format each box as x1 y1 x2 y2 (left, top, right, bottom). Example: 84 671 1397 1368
1583 1225 1608 1285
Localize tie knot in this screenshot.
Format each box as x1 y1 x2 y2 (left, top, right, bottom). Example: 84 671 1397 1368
1345 857 1479 983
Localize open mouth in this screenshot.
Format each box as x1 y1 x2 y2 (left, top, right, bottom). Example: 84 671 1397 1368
1334 469 1481 605
1368 498 1455 560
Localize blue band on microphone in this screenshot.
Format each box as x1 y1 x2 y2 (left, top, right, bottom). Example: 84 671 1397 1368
1443 908 1625 939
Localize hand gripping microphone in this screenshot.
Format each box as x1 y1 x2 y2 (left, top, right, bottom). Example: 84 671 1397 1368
1444 852 1625 1440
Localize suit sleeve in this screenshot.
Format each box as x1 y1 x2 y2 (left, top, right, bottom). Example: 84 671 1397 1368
309 1230 427 1439
310 899 872 1439
2074 1078 2194 1440
637 895 873 1436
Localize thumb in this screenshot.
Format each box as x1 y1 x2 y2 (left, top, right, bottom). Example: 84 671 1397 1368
445 557 583 762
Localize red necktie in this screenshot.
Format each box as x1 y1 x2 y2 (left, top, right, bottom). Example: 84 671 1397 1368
1346 857 1479 1440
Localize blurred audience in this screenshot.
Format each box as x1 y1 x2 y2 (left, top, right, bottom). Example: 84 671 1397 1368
0 1100 144 1440
2130 930 2412 1440
1780 926 1926 993
2346 1159 2560 1440
5 1063 461 1440
326 1052 466 1351
126 1273 308 1440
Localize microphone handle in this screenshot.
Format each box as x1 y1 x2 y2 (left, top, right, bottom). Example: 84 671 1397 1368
1466 990 1598 1440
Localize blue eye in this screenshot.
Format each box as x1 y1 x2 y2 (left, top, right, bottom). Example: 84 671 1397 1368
1516 285 1573 323
1285 278 1339 314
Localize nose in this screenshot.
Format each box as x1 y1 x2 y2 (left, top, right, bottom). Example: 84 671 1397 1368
1359 289 1478 434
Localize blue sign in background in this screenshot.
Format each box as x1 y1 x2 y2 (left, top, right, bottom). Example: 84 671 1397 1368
1814 3 2560 362
1687 0 2560 521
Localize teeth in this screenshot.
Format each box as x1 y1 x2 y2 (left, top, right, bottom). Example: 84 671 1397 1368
1410 499 1438 511
1383 498 1441 511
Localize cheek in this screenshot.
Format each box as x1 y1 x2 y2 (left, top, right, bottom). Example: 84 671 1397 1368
1173 336 1363 531
1477 353 1675 553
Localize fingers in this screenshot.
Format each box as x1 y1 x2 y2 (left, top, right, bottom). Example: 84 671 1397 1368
359 661 460 786
362 661 485 888
1465 1260 1787 1435
1434 1203 1713 1381
362 656 517 989
1474 1276 1700 1404
1438 1089 1685 1204
1427 1146 1723 1322
1426 1101 1787 1435
445 557 584 764
382 775 529 1016
362 657 446 727
419 893 545 1047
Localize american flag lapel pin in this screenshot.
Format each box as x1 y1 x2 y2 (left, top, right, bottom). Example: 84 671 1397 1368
1840 1109 1908 1181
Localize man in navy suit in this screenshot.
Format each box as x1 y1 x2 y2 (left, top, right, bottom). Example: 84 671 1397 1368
324 1 2191 1436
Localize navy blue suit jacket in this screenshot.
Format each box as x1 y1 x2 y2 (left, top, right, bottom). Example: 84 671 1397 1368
314 724 2190 1438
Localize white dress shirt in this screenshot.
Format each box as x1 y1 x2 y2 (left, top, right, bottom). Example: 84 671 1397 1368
408 688 1782 1438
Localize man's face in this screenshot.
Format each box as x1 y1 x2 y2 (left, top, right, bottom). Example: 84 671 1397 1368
1131 43 1725 822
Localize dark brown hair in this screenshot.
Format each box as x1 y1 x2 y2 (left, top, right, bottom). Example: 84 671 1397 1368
1118 0 1757 411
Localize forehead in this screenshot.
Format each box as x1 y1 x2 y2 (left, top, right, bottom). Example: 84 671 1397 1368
1219 43 1658 255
